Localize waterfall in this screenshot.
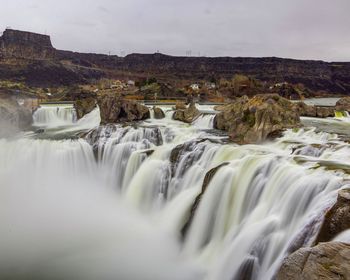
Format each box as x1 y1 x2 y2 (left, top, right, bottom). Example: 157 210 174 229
192 114 215 129
33 104 77 127
0 104 349 280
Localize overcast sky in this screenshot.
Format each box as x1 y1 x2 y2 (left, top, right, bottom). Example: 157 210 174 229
0 0 349 61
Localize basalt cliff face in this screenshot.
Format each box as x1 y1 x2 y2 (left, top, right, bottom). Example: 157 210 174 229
0 28 349 94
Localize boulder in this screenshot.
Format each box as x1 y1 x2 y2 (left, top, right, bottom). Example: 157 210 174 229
214 94 300 144
98 95 150 123
153 106 165 119
0 95 32 136
293 102 317 117
74 97 97 119
72 88 98 119
174 101 187 110
336 97 350 112
315 189 350 243
315 106 334 118
173 102 200 123
276 242 350 280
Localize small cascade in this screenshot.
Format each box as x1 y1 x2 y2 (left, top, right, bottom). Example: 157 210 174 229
192 114 215 129
33 104 77 127
335 110 350 121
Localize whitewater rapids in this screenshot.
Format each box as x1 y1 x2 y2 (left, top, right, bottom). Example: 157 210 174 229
0 104 349 280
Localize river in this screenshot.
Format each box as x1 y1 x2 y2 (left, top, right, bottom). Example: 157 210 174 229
0 101 349 279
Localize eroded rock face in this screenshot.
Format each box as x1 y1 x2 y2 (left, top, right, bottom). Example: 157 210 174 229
0 95 32 136
315 189 350 243
98 95 150 123
0 29 55 59
276 242 350 280
153 106 165 119
173 102 200 123
214 94 300 144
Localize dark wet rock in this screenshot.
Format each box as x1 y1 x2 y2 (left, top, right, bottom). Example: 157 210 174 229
153 106 165 119
0 95 32 136
141 149 155 157
315 189 350 243
173 102 200 123
214 94 300 144
169 139 208 177
181 163 229 237
98 95 150 123
276 242 350 280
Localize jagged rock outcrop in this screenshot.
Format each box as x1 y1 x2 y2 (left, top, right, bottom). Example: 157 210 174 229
98 95 150 123
276 242 350 280
214 94 300 144
173 102 200 123
0 94 32 136
315 189 350 243
153 106 165 119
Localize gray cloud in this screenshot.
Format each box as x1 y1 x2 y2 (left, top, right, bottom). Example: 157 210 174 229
0 0 349 61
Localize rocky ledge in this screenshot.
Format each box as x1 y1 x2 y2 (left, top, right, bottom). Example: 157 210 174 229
74 90 150 123
276 242 350 280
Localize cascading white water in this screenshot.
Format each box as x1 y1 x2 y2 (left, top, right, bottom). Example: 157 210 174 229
192 114 215 129
1 103 349 280
33 104 77 127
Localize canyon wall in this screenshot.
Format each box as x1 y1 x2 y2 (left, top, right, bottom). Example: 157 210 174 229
0 28 349 94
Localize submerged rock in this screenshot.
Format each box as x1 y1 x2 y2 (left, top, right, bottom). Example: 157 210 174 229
315 189 350 243
98 95 150 123
214 94 300 144
173 102 200 123
153 106 165 119
276 242 350 280
0 95 32 136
